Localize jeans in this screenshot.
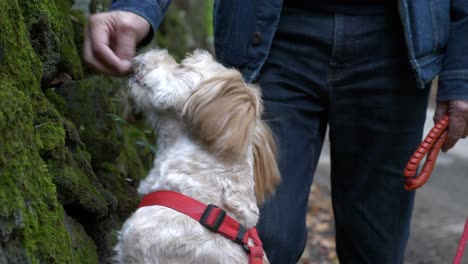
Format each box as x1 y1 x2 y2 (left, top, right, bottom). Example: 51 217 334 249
256 7 430 264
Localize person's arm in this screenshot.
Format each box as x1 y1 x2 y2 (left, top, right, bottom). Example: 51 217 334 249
83 0 171 76
434 0 468 151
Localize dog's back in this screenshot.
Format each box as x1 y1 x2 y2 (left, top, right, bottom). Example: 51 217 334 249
116 207 252 264
115 49 279 264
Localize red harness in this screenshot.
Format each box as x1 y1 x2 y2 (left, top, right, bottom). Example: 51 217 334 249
138 190 265 264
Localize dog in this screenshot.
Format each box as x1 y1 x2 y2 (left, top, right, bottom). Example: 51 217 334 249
114 49 281 264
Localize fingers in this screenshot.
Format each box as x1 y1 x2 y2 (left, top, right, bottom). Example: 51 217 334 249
443 116 463 152
112 29 138 64
441 100 468 152
83 12 137 76
83 11 151 76
90 19 134 74
83 25 121 75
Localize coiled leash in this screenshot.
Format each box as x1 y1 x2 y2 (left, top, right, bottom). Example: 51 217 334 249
403 114 468 264
403 114 449 190
138 190 265 264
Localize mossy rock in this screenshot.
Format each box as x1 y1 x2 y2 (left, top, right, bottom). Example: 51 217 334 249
53 76 148 181
53 77 122 165
47 146 111 218
69 9 87 64
32 91 66 155
0 0 161 262
0 1 99 262
18 0 83 86
63 213 99 264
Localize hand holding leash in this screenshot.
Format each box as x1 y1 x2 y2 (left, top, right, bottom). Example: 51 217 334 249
403 114 449 190
403 114 468 264
434 100 468 152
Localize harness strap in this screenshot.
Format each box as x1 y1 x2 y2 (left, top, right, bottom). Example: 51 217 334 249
247 228 265 264
138 190 264 263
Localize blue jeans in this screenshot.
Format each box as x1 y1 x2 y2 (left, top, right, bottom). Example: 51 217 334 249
256 7 430 264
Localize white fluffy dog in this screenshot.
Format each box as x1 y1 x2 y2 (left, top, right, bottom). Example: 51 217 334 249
115 49 280 264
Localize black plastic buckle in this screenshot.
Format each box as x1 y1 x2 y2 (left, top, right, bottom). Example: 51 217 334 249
200 204 226 232
235 224 251 253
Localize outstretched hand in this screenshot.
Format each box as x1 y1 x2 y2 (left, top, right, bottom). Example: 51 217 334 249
83 11 151 76
434 100 468 152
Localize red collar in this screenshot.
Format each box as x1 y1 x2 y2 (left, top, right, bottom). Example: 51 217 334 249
138 190 265 264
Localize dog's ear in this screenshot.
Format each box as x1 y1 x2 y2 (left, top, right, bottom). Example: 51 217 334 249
252 119 281 205
181 71 260 157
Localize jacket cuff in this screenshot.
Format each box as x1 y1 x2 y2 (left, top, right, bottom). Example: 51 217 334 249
110 0 168 46
436 70 468 101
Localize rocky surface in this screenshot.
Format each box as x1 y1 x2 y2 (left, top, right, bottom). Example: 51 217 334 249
0 1 148 263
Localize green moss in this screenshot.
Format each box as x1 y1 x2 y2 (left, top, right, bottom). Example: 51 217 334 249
69 9 87 62
97 163 139 217
0 2 42 90
64 213 99 264
48 147 109 217
1 0 157 261
55 77 122 164
116 125 151 182
32 91 66 153
44 88 67 114
205 0 214 37
156 4 189 60
56 76 150 182
36 122 66 152
53 0 84 80
0 1 98 262
0 81 74 264
18 0 83 82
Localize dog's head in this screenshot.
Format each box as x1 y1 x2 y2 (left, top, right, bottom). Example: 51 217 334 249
130 49 280 204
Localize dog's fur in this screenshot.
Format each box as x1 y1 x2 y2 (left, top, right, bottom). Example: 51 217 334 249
114 49 280 264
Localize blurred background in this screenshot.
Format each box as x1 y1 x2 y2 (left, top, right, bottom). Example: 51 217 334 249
0 0 466 263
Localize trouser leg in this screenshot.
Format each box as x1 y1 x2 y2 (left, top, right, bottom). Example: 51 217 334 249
327 12 431 264
255 9 334 263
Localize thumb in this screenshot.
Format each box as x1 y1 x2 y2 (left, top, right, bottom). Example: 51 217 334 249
434 101 448 123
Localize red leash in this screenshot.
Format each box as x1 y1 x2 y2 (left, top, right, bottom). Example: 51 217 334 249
454 218 468 264
138 190 265 264
403 114 449 190
403 114 468 264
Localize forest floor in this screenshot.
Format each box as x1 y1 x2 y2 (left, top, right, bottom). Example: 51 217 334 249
299 183 338 264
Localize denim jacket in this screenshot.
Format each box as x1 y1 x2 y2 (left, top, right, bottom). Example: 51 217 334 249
111 0 468 101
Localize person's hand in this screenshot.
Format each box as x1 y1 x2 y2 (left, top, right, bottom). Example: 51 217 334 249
434 100 468 152
83 11 151 76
